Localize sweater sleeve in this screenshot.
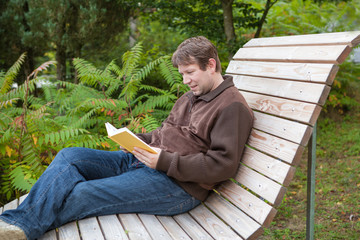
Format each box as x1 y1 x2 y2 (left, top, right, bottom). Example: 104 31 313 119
156 102 253 185
135 132 153 144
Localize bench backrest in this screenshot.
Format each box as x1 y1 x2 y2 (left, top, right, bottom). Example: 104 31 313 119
194 31 360 239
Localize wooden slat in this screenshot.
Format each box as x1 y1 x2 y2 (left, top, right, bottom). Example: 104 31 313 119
138 214 172 240
226 61 338 84
242 147 296 186
243 31 360 48
233 45 351 64
173 213 213 240
118 214 151 240
247 129 304 166
217 181 277 227
205 194 263 240
98 215 129 240
19 194 28 204
58 222 81 240
78 217 105 240
39 230 57 240
253 111 313 146
157 216 191 240
190 204 243 240
234 165 287 206
232 75 331 105
3 199 18 211
240 91 322 125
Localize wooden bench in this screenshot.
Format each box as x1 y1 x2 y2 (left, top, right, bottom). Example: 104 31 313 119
2 31 360 240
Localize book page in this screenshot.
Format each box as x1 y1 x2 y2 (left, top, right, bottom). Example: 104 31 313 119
105 122 156 154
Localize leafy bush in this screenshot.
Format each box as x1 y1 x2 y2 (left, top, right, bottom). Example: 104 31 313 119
0 43 185 202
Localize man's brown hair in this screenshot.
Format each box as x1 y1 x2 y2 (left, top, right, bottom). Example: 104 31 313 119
172 36 221 73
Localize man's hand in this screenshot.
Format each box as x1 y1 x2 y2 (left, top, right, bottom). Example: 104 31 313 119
132 147 162 169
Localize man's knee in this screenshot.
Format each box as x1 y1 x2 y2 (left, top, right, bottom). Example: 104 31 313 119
51 147 83 166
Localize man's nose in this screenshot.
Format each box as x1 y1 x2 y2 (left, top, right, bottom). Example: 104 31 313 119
183 75 191 85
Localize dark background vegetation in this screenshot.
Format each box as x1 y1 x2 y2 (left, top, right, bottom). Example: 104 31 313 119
1 0 359 238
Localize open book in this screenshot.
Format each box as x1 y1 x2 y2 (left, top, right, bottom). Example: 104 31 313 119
105 122 157 154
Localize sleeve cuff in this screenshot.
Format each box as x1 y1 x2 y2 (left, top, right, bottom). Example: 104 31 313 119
156 150 174 172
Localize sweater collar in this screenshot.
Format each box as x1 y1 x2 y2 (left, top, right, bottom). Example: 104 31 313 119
190 75 234 102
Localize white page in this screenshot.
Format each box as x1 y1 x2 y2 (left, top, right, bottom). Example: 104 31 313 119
105 122 122 136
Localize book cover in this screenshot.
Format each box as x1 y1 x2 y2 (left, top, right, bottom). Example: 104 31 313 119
105 122 157 154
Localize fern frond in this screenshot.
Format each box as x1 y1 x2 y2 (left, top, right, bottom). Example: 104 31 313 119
158 58 188 95
133 56 165 82
0 53 26 94
43 128 89 145
122 42 143 80
73 58 115 87
1 76 39 101
119 77 141 101
28 61 56 79
9 165 37 192
69 108 98 129
69 135 109 149
0 128 13 144
0 98 19 109
141 115 161 132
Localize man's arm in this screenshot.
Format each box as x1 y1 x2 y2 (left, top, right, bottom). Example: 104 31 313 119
136 132 153 144
156 102 253 185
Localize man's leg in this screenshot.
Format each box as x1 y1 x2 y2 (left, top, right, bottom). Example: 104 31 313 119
0 147 137 239
50 166 201 229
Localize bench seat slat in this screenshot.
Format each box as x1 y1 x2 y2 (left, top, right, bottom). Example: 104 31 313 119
3 199 18 211
174 213 214 239
138 214 173 240
242 147 296 186
190 204 243 240
243 31 360 48
38 230 57 240
253 111 313 146
235 165 287 206
78 217 105 240
233 75 331 105
157 216 192 240
205 194 263 240
118 214 152 240
217 181 277 227
58 222 81 240
98 215 129 240
226 61 338 84
241 91 321 125
247 129 304 166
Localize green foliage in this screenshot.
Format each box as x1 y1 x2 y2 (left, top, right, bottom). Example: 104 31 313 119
0 44 185 202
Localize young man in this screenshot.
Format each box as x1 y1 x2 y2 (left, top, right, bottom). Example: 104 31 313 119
0 36 253 240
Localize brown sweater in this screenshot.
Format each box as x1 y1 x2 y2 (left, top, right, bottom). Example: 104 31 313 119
137 76 253 201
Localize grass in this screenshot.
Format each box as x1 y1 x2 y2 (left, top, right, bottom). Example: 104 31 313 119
260 111 360 240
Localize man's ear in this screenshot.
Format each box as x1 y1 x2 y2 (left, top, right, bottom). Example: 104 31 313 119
207 58 217 72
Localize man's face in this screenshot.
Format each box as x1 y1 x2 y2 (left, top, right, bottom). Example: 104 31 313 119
178 63 215 96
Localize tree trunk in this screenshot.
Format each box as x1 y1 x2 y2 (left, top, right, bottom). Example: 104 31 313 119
55 15 67 82
129 16 138 47
221 0 235 43
56 44 66 82
254 0 278 38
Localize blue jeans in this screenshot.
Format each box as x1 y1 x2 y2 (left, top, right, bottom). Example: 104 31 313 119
0 147 201 240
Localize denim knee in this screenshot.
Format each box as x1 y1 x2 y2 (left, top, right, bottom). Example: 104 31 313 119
52 147 82 165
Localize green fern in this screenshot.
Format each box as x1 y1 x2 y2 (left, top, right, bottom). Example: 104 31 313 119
0 53 26 94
